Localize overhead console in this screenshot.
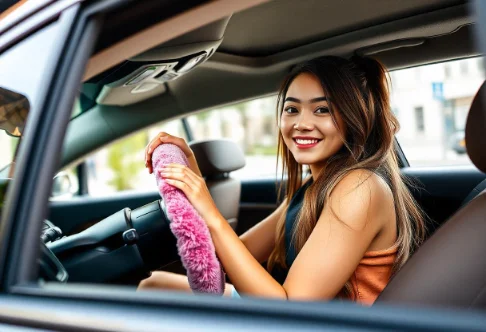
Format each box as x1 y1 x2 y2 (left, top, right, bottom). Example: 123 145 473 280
94 17 230 106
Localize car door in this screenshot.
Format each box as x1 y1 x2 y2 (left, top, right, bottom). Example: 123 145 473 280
2 0 486 331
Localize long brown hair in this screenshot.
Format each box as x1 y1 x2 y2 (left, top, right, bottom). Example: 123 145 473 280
268 56 427 294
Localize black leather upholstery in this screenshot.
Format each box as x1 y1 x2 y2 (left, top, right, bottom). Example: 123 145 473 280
377 81 486 308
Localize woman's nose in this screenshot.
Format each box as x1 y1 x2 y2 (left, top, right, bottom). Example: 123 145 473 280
294 112 314 131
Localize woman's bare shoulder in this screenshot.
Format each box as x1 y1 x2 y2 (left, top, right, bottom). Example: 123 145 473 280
325 169 393 230
332 169 391 196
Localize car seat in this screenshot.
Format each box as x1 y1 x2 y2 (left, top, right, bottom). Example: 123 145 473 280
376 81 486 308
189 139 246 230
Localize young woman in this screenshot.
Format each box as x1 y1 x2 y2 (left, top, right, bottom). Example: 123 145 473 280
138 55 426 304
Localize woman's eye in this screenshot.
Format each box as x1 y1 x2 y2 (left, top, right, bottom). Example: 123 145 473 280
284 106 298 114
315 107 329 114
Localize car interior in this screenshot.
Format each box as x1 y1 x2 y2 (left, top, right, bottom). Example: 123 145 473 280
4 0 486 311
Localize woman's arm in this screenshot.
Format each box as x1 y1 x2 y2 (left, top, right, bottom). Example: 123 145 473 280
146 132 286 262
161 165 392 300
208 170 392 300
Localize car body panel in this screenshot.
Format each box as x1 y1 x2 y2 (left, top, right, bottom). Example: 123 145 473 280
4 286 486 331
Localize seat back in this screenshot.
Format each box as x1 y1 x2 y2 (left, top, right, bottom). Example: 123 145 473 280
189 139 245 229
377 81 486 308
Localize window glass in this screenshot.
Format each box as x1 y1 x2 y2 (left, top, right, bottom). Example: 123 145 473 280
0 22 63 217
186 96 279 179
86 118 187 196
0 133 19 177
391 57 484 167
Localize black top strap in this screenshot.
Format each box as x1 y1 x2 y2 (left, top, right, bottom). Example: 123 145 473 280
270 177 314 284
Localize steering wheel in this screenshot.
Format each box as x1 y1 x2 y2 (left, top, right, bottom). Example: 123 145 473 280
39 241 69 283
41 144 224 294
47 200 177 284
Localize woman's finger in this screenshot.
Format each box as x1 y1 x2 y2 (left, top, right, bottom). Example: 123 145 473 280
161 171 196 188
164 164 198 177
148 132 168 156
159 135 193 158
162 164 200 181
164 178 190 196
145 132 169 173
160 167 198 187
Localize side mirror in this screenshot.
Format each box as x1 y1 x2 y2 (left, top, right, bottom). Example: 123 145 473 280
51 172 78 199
0 87 30 137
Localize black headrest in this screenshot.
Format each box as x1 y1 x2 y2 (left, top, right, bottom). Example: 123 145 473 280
189 139 245 178
466 81 486 173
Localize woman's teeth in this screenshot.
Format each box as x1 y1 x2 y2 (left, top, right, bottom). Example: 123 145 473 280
295 139 319 145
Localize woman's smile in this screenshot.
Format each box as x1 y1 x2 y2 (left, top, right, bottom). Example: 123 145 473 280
293 136 322 149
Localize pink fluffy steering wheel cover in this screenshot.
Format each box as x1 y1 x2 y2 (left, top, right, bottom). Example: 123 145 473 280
152 143 225 295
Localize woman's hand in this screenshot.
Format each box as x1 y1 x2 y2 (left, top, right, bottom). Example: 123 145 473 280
144 132 202 177
160 164 223 227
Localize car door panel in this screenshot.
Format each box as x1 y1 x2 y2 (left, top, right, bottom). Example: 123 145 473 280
4 287 486 331
237 178 280 235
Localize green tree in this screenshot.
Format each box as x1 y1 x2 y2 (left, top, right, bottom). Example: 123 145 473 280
107 131 148 191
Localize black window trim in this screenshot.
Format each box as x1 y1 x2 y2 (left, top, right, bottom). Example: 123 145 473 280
0 3 103 290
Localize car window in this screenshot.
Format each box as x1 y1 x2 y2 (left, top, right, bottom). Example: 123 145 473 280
0 97 81 202
0 119 21 212
85 118 187 196
0 21 65 217
390 57 484 167
186 96 279 179
0 132 20 177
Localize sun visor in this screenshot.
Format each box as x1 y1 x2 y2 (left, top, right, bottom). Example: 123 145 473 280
96 17 230 106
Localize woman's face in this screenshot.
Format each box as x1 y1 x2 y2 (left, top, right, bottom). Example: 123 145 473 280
280 72 346 168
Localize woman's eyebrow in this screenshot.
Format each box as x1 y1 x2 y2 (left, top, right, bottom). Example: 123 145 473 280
284 96 327 103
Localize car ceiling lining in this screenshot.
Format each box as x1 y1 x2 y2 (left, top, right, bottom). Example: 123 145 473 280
201 4 473 75
88 2 474 107
83 0 271 81
87 1 477 110
218 0 467 57
67 1 480 168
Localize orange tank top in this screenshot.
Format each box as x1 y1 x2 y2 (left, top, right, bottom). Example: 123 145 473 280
339 246 398 305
